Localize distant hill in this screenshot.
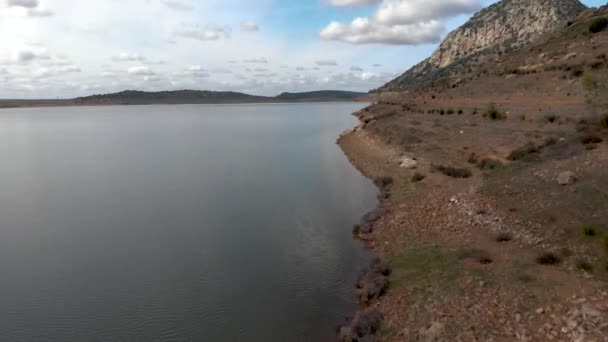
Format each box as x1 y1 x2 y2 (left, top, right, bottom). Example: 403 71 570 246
275 90 366 102
74 89 365 105
0 89 366 109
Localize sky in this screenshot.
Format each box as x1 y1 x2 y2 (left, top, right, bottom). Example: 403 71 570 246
0 0 604 99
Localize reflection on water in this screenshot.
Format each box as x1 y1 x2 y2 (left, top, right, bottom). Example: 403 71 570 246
0 103 376 341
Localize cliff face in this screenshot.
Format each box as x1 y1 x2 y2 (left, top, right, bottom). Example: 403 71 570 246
378 0 587 92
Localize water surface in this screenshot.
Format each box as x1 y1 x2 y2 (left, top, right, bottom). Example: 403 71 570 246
0 103 376 341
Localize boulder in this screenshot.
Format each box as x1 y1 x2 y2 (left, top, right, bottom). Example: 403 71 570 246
557 171 577 185
400 157 418 169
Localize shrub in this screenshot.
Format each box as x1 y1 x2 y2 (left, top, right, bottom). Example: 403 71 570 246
446 109 455 115
576 261 594 273
581 134 603 145
520 114 526 121
496 233 513 242
507 143 539 161
583 225 598 237
589 17 608 33
484 103 507 120
600 115 608 129
411 173 426 182
478 158 503 170
544 114 559 123
432 165 472 178
374 176 393 188
457 109 464 115
581 74 599 91
536 252 561 265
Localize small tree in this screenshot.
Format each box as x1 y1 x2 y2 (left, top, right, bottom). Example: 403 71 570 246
589 17 608 33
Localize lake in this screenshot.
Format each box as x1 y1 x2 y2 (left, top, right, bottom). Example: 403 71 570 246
0 103 377 341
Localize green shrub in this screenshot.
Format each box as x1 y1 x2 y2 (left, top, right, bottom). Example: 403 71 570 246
589 17 608 33
484 103 507 120
581 74 599 91
583 225 598 237
411 173 426 182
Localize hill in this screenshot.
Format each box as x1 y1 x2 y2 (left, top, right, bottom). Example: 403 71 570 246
0 89 366 109
338 2 608 341
377 0 587 92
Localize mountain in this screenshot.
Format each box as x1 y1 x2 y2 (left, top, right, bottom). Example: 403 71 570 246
377 0 587 92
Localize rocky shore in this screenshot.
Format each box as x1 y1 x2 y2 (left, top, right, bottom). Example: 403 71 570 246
336 99 608 341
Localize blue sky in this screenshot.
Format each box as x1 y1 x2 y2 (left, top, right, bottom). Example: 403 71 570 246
0 0 604 98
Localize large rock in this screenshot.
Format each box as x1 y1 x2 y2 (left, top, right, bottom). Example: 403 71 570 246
557 171 577 185
400 157 418 169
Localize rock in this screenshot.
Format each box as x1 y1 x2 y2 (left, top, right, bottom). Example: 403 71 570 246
557 171 577 186
339 309 382 342
400 157 418 169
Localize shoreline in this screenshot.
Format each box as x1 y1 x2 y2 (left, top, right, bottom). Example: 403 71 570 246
336 102 608 341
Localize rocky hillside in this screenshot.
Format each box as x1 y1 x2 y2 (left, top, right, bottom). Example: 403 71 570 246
377 0 587 92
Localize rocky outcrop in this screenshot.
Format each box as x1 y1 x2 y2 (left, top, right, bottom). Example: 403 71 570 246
377 0 587 92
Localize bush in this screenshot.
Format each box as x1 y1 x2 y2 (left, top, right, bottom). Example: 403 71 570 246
600 115 608 129
583 225 598 237
496 233 513 242
589 17 608 33
581 134 603 145
484 103 507 120
411 173 426 182
536 252 561 265
577 261 594 273
432 165 472 178
507 143 539 161
544 114 559 123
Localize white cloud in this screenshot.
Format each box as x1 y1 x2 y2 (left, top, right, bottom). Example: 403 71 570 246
321 0 482 45
160 0 194 11
241 20 259 32
315 60 338 66
175 25 232 41
12 47 50 63
112 52 146 63
243 58 268 64
7 0 39 8
350 66 363 71
329 0 381 7
27 8 53 17
172 65 210 78
128 66 154 76
374 0 482 25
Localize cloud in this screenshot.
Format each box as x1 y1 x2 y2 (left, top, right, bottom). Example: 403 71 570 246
296 66 305 71
128 66 154 76
59 65 82 73
329 0 381 7
27 8 53 17
241 20 259 32
175 25 232 41
160 0 194 11
243 58 268 64
373 63 382 67
315 60 338 66
112 52 146 63
172 65 210 78
350 66 363 71
321 0 482 45
13 48 50 63
7 0 39 8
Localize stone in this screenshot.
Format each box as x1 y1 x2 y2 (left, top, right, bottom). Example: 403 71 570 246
400 157 418 169
557 171 577 186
